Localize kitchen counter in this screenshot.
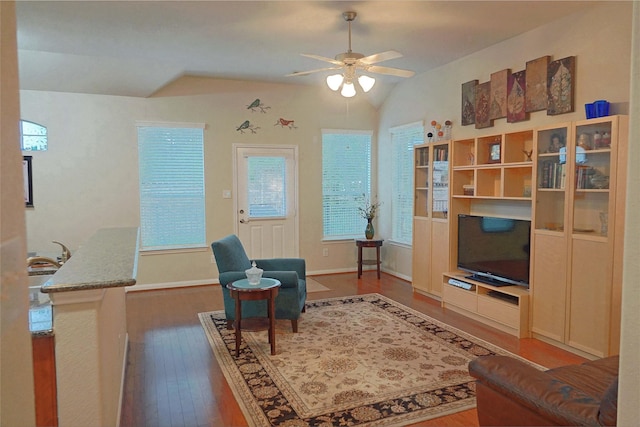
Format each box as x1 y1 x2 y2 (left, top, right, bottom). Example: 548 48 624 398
38 226 139 427
41 227 139 293
28 227 139 336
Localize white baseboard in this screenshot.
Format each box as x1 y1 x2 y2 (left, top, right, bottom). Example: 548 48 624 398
127 268 409 292
306 267 356 275
116 333 128 427
389 270 411 282
126 279 217 292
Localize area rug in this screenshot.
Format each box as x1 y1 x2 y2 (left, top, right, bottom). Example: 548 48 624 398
199 293 536 427
306 277 331 293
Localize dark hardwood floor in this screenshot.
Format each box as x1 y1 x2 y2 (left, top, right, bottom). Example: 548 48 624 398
120 272 587 427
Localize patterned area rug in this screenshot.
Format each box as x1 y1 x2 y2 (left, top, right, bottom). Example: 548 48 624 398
199 293 529 427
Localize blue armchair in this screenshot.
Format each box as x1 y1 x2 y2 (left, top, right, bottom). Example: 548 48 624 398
211 234 307 332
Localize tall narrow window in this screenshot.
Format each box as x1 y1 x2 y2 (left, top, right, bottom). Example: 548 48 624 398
391 122 424 244
20 120 48 151
137 123 206 251
322 130 373 239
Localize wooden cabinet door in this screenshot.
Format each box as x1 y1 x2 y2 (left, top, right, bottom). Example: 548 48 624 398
531 233 567 342
411 218 430 292
568 238 611 357
429 220 449 297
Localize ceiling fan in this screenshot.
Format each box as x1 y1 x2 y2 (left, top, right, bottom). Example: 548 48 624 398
286 11 415 97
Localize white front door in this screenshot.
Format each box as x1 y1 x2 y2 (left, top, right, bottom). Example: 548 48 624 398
234 145 298 259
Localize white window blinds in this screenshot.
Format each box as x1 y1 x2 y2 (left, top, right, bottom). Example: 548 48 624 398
391 122 424 244
322 130 373 239
137 124 206 251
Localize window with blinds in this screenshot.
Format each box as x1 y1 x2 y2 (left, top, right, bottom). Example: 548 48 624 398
322 130 373 239
391 122 424 244
137 124 206 251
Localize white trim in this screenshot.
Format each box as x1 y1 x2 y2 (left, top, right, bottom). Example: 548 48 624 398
125 268 410 292
389 120 424 134
322 128 373 135
386 239 412 249
125 279 216 292
116 333 128 427
135 121 206 129
139 246 209 256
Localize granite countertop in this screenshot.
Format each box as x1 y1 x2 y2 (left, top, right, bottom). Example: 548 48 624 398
41 227 139 294
29 227 139 335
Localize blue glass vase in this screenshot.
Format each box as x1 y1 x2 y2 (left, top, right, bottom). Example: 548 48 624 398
365 218 374 239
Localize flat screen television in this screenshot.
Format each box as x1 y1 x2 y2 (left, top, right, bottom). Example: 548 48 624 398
457 214 531 288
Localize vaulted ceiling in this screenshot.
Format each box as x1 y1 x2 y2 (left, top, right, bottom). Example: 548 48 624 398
16 1 600 104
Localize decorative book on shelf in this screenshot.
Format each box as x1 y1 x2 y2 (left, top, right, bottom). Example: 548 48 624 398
540 160 566 189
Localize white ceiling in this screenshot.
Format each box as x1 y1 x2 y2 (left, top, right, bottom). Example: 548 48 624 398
16 1 601 104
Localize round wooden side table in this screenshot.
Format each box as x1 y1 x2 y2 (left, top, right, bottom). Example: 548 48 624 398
227 278 281 356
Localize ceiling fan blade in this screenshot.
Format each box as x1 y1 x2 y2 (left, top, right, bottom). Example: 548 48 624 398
286 66 342 77
359 50 403 65
366 65 415 78
300 53 344 66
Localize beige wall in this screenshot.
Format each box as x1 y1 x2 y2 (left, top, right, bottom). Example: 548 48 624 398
2 0 639 424
377 2 633 279
376 2 639 423
619 3 640 423
18 3 634 287
0 1 37 426
20 79 378 286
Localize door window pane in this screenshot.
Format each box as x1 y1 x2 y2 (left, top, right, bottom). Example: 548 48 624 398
248 156 286 218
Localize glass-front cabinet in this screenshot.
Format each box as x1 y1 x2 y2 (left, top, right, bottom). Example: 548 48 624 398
534 124 569 232
531 115 628 357
414 144 430 218
534 118 617 237
431 144 449 219
412 140 450 298
572 120 614 237
414 142 449 218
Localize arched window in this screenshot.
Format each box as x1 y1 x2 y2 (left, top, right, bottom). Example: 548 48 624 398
20 120 48 151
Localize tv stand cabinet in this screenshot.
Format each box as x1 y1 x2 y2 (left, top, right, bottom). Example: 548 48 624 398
442 272 530 338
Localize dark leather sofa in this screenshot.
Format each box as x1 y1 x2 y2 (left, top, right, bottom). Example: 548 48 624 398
468 355 619 426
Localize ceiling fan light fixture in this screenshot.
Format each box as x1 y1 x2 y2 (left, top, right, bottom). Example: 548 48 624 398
326 74 344 91
288 11 414 97
341 81 356 97
358 74 375 92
